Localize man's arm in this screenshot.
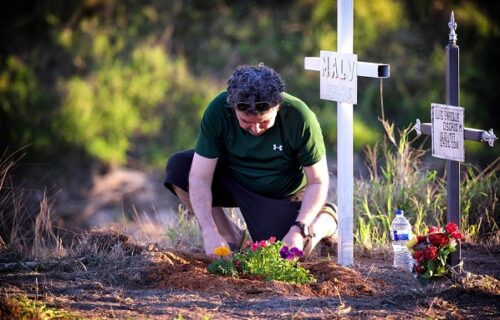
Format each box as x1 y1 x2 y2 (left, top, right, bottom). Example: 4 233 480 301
295 155 329 225
282 155 329 249
189 152 228 256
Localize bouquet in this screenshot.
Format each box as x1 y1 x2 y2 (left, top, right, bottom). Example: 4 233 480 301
207 237 315 284
407 222 463 280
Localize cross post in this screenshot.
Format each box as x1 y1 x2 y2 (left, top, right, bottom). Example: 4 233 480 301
414 12 497 271
304 0 390 266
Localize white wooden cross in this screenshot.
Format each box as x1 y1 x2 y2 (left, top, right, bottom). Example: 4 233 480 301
304 0 390 266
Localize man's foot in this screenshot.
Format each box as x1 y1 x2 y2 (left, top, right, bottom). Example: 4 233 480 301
319 203 338 257
302 203 338 260
228 230 251 252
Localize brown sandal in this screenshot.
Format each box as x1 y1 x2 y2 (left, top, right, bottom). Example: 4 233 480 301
302 236 314 261
319 203 338 257
302 203 339 260
228 231 251 252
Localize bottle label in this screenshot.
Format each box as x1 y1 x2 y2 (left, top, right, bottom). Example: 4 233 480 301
393 231 409 241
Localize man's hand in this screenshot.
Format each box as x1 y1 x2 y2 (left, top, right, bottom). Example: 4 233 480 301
282 226 304 251
203 231 230 259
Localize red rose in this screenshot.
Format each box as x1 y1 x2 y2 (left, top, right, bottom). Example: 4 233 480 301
415 264 426 274
428 226 439 234
424 245 438 260
450 231 463 240
413 250 425 262
417 235 427 244
258 240 267 248
428 233 449 247
445 222 459 234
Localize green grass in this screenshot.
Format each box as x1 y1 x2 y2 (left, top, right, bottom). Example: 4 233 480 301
0 295 82 320
353 118 499 250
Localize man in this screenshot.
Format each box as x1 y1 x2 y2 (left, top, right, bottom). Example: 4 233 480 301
164 63 337 258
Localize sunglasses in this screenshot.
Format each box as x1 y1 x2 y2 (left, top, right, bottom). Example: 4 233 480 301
235 101 273 114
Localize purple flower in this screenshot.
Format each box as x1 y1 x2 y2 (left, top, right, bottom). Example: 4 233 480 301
280 245 304 260
280 246 289 259
290 247 304 258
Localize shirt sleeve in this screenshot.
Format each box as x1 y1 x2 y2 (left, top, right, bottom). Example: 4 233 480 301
194 93 227 159
279 93 325 167
296 108 325 167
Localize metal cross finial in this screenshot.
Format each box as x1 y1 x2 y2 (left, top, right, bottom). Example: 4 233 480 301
482 129 498 147
414 119 422 136
449 11 458 44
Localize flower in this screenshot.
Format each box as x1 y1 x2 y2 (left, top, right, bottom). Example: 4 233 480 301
289 247 304 259
414 264 426 274
428 226 439 234
407 222 463 281
445 222 459 234
207 237 315 284
234 259 241 268
450 231 462 240
279 246 304 260
213 246 231 258
423 245 438 260
417 235 427 243
279 246 289 259
412 250 424 262
428 233 449 246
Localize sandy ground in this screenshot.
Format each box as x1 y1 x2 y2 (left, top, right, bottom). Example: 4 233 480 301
1 237 499 319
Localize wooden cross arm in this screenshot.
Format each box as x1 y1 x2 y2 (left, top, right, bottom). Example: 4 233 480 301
305 57 390 78
414 119 498 147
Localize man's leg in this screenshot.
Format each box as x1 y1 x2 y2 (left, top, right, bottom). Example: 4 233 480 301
165 150 246 250
305 204 338 255
172 185 244 248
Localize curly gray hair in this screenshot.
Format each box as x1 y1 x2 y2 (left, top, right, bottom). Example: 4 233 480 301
226 63 285 110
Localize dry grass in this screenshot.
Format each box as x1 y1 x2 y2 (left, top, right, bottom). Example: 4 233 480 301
75 226 143 258
354 118 500 250
1 148 67 262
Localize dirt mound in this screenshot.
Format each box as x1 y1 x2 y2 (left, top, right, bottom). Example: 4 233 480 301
76 226 144 256
142 250 381 298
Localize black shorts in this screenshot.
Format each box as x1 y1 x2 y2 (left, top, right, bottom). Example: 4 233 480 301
164 150 302 242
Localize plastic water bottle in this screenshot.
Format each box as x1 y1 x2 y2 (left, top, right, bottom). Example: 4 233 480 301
390 209 413 271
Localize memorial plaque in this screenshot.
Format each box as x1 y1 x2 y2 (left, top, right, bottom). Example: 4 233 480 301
431 103 464 162
320 51 358 104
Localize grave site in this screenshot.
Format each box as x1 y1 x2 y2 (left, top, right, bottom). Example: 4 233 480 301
1 228 499 319
1 1 499 319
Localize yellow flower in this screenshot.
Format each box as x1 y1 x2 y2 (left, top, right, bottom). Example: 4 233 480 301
213 246 231 257
406 237 418 250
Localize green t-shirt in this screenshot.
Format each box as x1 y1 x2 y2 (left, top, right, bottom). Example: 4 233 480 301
195 91 325 199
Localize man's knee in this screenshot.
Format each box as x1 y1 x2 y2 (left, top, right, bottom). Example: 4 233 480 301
164 150 194 195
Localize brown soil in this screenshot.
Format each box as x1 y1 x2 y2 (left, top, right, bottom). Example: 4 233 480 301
1 234 499 319
144 250 381 299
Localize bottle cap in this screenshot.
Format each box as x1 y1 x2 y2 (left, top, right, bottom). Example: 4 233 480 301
395 209 403 215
